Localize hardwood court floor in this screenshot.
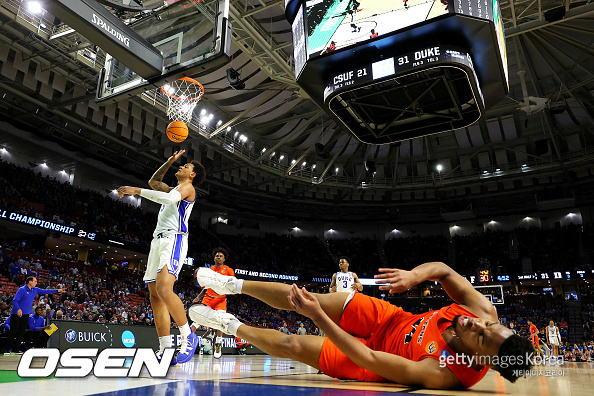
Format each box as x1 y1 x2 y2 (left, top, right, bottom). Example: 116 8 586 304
0 354 592 395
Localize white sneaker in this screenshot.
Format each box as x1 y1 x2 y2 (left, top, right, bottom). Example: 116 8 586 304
188 304 242 335
196 267 240 295
214 342 222 359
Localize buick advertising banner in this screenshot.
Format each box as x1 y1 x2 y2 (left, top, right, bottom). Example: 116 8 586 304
49 321 262 355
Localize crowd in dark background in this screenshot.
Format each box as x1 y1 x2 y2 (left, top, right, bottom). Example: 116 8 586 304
0 240 323 336
217 233 333 278
384 225 588 276
0 159 223 260
1 158 593 279
0 159 150 245
581 284 594 342
1 240 594 348
1 158 594 349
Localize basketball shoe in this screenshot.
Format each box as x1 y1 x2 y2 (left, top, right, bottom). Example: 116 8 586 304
177 332 198 364
196 267 242 295
189 304 243 336
156 348 178 366
214 338 222 359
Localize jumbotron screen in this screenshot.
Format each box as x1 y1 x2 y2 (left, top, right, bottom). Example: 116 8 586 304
305 0 449 57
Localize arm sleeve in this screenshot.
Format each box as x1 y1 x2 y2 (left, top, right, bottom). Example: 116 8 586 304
34 288 59 295
140 189 182 205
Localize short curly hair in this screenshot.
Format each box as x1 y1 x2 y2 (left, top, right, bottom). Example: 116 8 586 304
495 335 536 383
212 247 229 260
339 256 351 264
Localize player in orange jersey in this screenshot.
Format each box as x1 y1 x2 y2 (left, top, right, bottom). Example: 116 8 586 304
190 262 535 389
194 247 234 358
527 320 541 355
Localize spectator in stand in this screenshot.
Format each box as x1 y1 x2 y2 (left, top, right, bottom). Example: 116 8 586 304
8 276 65 353
10 261 21 283
296 322 307 335
279 321 290 335
509 322 517 335
24 306 50 349
573 344 583 361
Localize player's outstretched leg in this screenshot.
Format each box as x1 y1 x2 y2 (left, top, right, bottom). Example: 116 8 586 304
148 282 178 366
156 271 198 363
196 268 349 324
188 304 324 369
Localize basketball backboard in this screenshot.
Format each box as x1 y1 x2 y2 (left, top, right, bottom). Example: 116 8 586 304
474 285 505 305
96 0 231 103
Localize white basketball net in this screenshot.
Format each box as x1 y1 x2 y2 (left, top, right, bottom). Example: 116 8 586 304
161 78 204 124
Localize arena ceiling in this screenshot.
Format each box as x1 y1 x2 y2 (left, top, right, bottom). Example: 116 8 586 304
0 0 593 222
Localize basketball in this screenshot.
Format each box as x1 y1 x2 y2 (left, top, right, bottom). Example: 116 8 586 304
166 121 188 142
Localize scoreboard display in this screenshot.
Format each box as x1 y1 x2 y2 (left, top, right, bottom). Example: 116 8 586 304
478 269 491 283
323 45 484 106
464 270 594 284
286 0 509 144
305 0 449 58
295 0 508 86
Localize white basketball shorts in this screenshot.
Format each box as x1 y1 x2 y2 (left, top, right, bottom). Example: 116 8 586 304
144 233 188 283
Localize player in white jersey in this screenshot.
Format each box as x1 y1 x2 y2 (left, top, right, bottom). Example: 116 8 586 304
117 149 206 364
546 320 561 357
329 256 363 293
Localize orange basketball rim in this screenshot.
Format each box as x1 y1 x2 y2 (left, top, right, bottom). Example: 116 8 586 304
161 77 204 123
161 77 204 101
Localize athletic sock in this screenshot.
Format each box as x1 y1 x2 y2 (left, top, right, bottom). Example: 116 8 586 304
159 335 172 352
215 336 222 344
179 323 191 338
235 278 244 294
228 322 243 337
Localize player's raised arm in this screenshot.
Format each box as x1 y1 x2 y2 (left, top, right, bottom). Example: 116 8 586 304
148 150 186 192
117 185 183 206
375 262 496 320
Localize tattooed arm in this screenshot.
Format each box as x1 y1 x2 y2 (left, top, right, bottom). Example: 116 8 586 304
148 150 185 192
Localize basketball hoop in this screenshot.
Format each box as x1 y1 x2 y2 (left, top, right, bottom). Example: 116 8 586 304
161 77 204 124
